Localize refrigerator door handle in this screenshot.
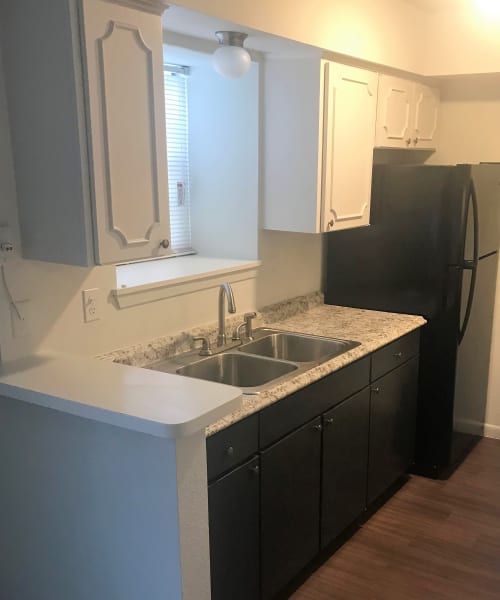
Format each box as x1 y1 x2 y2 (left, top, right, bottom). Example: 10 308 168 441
458 181 479 345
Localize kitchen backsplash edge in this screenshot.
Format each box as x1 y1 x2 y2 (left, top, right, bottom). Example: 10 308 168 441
96 291 324 366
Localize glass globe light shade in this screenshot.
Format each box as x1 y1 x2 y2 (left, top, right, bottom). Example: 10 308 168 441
212 45 251 79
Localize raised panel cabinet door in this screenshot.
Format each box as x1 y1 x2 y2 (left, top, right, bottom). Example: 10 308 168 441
208 456 260 600
411 83 440 150
375 74 413 149
322 62 378 232
260 418 322 600
81 0 171 264
321 387 370 548
367 357 419 505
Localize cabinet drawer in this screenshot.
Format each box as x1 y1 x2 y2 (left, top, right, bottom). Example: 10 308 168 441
260 357 370 448
207 414 259 482
371 330 420 381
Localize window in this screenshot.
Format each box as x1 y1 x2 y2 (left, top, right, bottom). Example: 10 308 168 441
163 64 192 254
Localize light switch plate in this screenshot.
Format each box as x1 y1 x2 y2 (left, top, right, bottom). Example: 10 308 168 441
82 288 101 323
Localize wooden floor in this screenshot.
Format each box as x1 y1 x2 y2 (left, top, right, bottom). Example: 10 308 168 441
292 438 500 600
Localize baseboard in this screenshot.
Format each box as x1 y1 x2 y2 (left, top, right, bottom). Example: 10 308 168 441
484 423 500 440
455 418 500 440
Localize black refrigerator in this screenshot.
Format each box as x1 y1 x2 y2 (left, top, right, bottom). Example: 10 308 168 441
325 164 500 478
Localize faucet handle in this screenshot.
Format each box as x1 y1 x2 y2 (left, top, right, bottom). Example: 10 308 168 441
244 312 257 341
193 336 213 356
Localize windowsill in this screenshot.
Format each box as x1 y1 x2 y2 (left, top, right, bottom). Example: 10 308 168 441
112 255 261 309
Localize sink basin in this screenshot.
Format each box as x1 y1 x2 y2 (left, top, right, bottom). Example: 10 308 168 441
176 352 297 389
239 331 359 363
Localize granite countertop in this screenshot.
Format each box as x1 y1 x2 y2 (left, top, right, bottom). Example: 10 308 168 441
205 304 426 436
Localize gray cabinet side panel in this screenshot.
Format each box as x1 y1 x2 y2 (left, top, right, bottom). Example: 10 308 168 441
0 0 94 265
0 395 181 600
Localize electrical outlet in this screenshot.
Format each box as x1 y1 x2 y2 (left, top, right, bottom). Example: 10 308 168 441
10 299 31 338
82 288 101 323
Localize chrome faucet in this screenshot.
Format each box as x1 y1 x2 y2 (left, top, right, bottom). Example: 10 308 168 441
217 282 236 346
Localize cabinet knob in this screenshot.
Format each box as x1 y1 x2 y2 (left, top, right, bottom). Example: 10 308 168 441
406 137 412 146
313 423 323 432
372 387 380 394
324 417 334 426
413 137 419 145
225 446 234 456
328 219 334 229
159 238 170 249
249 465 260 476
393 352 403 358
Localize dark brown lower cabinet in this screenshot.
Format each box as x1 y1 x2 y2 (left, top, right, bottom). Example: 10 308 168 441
367 357 419 504
207 332 421 600
321 387 370 547
208 455 260 600
260 417 322 600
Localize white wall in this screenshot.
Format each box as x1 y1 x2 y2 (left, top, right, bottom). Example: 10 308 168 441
0 42 322 362
188 55 259 260
171 0 500 77
424 4 500 76
170 0 427 74
428 76 500 438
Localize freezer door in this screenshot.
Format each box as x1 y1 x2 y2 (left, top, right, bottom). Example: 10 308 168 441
325 165 467 319
469 164 500 257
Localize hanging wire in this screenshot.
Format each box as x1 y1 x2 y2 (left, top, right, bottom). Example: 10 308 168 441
1 262 23 321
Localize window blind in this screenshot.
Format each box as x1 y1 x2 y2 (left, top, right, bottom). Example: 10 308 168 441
163 65 192 253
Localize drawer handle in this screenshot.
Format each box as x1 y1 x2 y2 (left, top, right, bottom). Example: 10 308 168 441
372 387 380 394
324 417 334 426
393 352 403 358
313 424 323 432
225 446 234 456
249 465 260 476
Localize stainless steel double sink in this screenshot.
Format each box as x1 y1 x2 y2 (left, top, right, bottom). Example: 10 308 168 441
146 328 359 394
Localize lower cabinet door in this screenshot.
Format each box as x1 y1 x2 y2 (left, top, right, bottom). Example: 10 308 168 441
321 387 370 547
208 456 260 600
368 357 419 504
260 417 322 600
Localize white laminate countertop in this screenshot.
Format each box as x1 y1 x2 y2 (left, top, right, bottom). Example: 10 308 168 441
205 304 426 436
0 353 242 438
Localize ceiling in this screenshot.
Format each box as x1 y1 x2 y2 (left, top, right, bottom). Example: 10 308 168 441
404 0 465 10
162 5 319 56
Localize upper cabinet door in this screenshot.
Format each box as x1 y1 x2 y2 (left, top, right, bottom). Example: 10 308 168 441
322 62 378 232
411 83 439 150
81 0 171 264
375 75 413 149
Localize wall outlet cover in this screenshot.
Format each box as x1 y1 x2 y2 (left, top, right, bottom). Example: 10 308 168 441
82 288 101 323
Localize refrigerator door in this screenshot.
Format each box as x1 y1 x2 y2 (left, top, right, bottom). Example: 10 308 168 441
469 164 500 257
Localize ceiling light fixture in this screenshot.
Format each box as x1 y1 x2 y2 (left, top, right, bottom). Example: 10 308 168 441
212 31 251 79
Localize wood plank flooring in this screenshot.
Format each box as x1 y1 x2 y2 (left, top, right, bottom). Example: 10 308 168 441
292 437 500 600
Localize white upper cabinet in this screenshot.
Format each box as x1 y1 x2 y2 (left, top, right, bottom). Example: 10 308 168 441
1 0 170 266
81 0 170 264
263 58 377 234
376 75 439 150
411 83 440 149
321 62 378 231
375 75 413 148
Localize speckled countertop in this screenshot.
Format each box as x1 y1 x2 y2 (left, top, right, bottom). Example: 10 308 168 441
97 291 426 438
205 304 425 436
